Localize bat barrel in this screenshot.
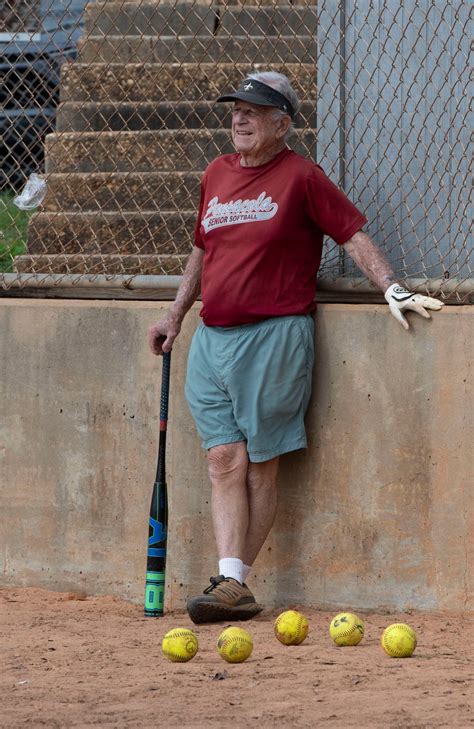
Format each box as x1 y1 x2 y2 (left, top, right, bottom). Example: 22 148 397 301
145 570 165 616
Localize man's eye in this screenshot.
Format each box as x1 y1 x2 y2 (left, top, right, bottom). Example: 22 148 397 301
232 108 259 118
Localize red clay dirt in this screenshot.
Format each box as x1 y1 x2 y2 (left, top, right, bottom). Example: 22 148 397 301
1 588 472 728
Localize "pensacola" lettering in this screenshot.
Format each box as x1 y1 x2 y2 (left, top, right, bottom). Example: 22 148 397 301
204 191 277 219
202 191 278 233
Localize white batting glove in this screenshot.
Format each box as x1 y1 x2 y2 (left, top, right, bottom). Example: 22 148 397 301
384 284 444 331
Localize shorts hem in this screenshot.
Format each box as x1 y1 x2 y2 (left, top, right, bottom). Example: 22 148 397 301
248 437 308 463
203 433 246 451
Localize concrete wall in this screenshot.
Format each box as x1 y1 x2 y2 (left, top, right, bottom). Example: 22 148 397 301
0 299 472 613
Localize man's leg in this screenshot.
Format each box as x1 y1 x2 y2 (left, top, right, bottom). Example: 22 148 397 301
210 446 279 575
242 457 280 568
186 444 278 624
208 442 249 560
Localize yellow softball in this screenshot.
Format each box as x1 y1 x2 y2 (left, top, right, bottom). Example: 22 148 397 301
381 623 417 657
274 610 309 645
162 628 198 663
329 612 365 646
217 626 253 663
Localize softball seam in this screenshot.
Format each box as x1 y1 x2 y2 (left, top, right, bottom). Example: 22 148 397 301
163 652 193 663
219 637 252 650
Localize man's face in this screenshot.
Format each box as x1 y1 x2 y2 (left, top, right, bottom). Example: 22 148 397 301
231 100 286 158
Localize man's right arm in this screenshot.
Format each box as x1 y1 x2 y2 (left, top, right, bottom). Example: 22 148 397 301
148 246 204 355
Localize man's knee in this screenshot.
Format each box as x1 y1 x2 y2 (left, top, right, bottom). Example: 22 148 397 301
207 442 249 481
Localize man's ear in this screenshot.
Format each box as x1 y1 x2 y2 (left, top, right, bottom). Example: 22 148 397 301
277 115 292 139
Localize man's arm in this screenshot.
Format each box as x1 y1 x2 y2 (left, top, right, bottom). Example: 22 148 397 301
148 247 204 355
343 230 443 330
343 230 396 292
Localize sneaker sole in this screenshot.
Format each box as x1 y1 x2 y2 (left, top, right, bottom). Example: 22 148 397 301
186 599 263 625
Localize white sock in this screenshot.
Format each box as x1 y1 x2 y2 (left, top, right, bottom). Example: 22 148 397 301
242 564 252 583
219 558 244 584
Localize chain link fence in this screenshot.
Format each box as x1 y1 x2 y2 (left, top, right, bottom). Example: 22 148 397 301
1 0 472 301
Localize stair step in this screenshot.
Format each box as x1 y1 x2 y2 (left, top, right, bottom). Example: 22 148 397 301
45 129 316 173
83 2 316 37
14 254 187 275
218 6 317 34
216 1 316 5
44 172 202 212
60 63 316 103
56 100 315 132
27 211 196 255
77 34 316 64
84 2 217 36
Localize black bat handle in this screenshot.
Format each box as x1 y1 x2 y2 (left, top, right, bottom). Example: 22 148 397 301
156 351 170 485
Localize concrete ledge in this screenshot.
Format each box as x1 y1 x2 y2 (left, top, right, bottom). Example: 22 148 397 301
0 300 472 613
13 254 187 275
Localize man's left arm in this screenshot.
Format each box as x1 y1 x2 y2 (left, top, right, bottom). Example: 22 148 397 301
343 230 444 330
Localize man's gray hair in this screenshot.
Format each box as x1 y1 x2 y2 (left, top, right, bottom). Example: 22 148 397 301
247 71 300 140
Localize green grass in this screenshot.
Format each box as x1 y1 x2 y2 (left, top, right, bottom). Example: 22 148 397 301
0 190 32 272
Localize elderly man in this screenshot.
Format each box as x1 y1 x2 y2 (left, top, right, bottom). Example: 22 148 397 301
148 71 443 624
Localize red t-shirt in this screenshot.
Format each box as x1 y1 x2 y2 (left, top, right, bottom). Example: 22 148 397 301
194 148 367 326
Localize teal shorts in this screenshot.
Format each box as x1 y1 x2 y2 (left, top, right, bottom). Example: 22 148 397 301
185 314 314 463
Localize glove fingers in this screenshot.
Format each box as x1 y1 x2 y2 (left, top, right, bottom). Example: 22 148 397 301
425 299 444 311
390 305 410 330
413 295 444 311
386 286 443 331
412 304 431 319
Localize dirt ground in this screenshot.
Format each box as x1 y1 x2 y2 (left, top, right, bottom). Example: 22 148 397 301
1 588 472 728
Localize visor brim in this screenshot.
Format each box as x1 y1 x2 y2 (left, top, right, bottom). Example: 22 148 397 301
216 91 286 110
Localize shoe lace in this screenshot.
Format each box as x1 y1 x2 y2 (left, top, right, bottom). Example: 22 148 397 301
203 575 226 594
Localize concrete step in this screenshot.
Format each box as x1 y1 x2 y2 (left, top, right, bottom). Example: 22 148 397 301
77 34 316 65
45 129 316 173
56 100 316 132
83 2 316 37
84 2 217 36
217 5 317 34
14 254 187 275
44 172 202 212
60 63 316 103
215 1 316 5
27 211 196 255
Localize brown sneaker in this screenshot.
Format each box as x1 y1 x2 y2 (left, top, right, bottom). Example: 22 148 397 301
186 575 263 624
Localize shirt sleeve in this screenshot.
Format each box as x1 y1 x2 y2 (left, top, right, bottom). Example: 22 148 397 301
304 165 368 245
193 171 207 249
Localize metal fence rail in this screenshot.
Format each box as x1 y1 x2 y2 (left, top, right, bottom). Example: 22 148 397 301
1 0 472 302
